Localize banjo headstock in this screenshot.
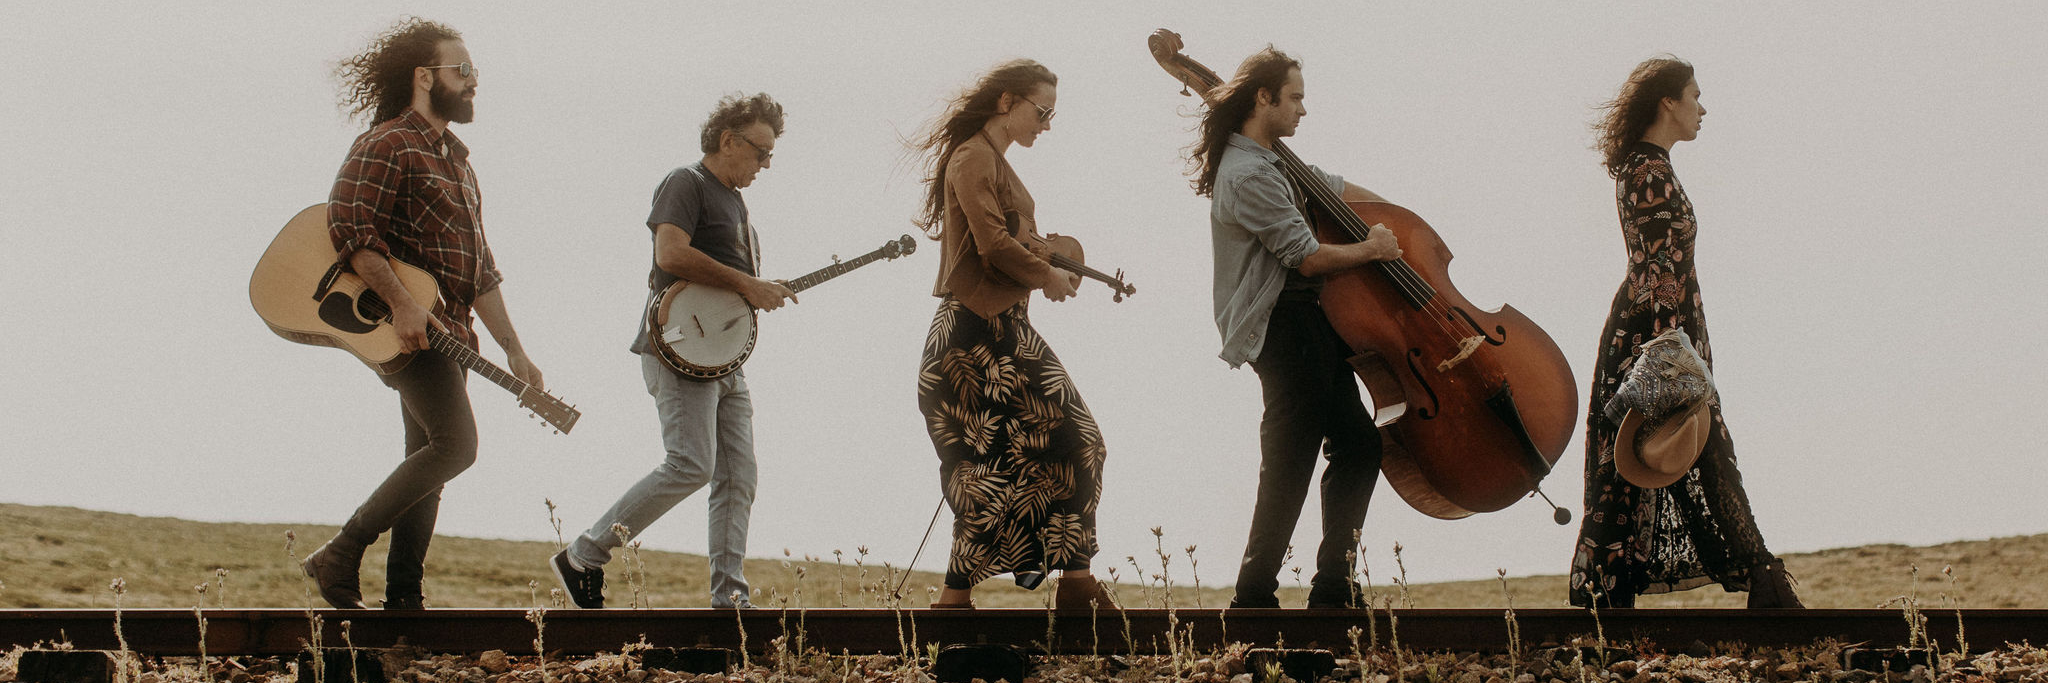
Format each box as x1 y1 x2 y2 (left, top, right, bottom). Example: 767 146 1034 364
884 234 917 259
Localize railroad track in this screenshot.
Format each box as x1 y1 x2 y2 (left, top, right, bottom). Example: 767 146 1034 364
3 608 2040 656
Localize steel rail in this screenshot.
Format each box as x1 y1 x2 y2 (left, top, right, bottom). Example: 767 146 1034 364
2 608 2041 656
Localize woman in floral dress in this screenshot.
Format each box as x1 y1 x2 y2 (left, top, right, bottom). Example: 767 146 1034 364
911 59 1114 609
1569 57 1802 609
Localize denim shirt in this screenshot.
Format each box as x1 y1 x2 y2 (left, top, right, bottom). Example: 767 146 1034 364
1209 133 1343 368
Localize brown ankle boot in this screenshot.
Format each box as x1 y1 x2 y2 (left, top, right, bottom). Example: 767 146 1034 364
302 538 369 609
1746 559 1804 609
1056 574 1118 610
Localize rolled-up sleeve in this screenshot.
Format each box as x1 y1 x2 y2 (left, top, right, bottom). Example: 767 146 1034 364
476 245 504 295
327 134 401 260
1225 169 1322 269
1311 164 1344 197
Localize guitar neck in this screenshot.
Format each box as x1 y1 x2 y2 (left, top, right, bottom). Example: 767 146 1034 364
784 249 890 294
427 329 528 395
424 328 581 433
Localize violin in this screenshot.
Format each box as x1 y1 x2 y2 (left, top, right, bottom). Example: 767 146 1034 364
1007 211 1137 302
1149 30 1579 524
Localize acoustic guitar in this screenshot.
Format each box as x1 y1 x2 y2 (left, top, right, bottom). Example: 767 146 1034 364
249 204 581 434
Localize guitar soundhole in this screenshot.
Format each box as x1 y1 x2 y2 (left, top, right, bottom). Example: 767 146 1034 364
317 291 381 334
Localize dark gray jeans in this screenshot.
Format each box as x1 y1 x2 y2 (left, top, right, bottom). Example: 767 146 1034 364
338 350 477 602
1233 300 1383 606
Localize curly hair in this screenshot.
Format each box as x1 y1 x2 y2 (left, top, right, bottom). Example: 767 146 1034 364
334 17 462 125
910 59 1058 238
699 93 786 154
1188 47 1299 197
1594 56 1694 178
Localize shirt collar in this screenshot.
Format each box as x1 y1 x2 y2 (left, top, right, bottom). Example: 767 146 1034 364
1227 133 1279 163
395 108 469 162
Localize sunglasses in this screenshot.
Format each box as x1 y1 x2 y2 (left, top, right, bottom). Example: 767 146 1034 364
737 134 774 163
1017 94 1056 123
422 62 478 79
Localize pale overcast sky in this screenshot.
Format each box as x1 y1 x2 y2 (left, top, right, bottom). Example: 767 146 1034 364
3 2 2044 597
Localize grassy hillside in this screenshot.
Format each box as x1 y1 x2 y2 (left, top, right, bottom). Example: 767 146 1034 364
2 503 2038 610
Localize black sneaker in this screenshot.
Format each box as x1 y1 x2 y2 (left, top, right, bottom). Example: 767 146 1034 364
550 550 604 609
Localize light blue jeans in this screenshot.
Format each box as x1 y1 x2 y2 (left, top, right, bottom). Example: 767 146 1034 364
569 352 756 606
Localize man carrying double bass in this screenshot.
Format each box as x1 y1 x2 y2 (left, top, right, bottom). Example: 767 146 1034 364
1187 46 1403 609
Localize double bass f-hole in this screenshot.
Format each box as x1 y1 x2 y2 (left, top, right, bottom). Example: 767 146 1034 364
1404 348 1443 420
1446 306 1509 346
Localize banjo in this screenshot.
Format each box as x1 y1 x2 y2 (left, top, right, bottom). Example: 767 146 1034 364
648 235 917 379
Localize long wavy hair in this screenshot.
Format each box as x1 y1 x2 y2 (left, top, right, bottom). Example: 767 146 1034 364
1594 56 1694 178
910 59 1058 238
1189 47 1299 197
334 17 462 126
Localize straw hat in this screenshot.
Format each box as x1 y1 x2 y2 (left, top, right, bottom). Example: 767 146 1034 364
1612 399 1710 489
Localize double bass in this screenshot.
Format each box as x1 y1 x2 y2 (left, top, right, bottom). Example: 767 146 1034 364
1149 30 1579 524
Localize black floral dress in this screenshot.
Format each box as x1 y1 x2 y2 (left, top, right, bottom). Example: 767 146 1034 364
1569 141 1777 607
919 298 1106 590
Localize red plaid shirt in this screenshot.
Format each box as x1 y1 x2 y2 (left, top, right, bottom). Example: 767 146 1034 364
329 109 502 349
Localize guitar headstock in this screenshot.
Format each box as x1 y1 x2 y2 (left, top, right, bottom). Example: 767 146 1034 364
519 388 581 435
1148 29 1226 104
885 234 917 259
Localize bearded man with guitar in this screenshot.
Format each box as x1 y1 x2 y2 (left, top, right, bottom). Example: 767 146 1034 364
298 18 550 610
551 93 793 609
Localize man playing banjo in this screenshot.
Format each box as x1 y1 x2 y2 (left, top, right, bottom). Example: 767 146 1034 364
552 93 792 609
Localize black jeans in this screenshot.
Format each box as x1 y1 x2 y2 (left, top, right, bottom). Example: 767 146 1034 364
338 350 477 602
1233 300 1383 606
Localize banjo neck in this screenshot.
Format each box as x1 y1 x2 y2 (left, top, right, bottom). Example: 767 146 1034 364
651 234 917 380
782 243 898 294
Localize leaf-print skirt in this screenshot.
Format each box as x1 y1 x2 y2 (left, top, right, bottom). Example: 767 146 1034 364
918 296 1106 590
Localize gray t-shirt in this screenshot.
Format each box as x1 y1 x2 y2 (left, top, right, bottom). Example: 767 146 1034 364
631 162 757 354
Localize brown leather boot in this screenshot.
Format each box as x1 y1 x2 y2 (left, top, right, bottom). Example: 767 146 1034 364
301 538 369 609
1746 559 1804 609
1055 574 1118 610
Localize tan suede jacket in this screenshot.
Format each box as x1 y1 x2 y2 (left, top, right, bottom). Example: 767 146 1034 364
930 135 1059 320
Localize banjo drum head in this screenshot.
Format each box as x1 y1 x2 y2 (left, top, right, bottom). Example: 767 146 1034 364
652 282 756 378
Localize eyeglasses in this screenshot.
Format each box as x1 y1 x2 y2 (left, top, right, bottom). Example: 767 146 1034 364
736 134 774 163
1017 94 1056 123
422 62 477 79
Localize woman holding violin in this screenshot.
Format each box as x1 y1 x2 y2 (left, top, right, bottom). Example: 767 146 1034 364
1570 57 1801 609
1189 47 1402 609
912 59 1114 610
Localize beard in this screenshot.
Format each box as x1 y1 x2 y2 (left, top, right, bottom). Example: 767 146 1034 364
429 80 475 124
